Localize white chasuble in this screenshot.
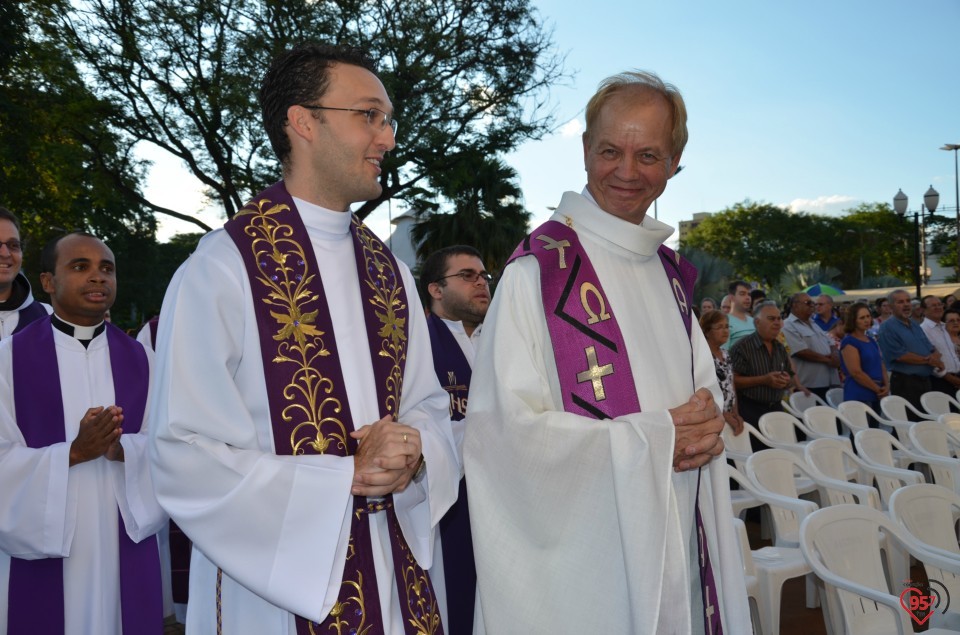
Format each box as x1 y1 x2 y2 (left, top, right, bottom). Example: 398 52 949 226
464 190 750 634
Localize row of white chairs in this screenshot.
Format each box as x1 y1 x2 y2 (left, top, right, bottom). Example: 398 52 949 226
730 443 960 634
799 489 960 634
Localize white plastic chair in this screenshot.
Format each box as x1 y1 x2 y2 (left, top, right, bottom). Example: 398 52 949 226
785 390 830 418
910 421 960 459
856 428 960 495
921 390 960 417
758 411 815 454
826 387 844 408
839 401 913 467
804 438 922 509
888 483 960 558
800 505 960 635
733 516 813 635
940 412 960 435
727 465 820 620
803 406 847 439
881 394 938 422
747 449 876 518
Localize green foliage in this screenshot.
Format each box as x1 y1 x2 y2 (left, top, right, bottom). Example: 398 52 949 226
409 156 530 274
55 0 567 222
682 200 914 291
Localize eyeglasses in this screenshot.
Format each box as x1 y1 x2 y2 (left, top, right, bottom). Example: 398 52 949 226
801 300 815 307
300 105 397 134
436 270 494 285
0 239 22 253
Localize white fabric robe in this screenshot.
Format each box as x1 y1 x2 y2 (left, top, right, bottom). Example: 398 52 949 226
0 273 52 340
0 325 166 635
464 190 750 634
148 200 460 634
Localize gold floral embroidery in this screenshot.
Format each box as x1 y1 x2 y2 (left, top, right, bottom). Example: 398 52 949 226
308 572 370 635
353 218 406 415
234 198 348 456
396 527 441 635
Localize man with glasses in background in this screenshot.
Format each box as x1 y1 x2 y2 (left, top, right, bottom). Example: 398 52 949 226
0 207 51 339
149 43 459 634
782 292 840 400
419 244 492 634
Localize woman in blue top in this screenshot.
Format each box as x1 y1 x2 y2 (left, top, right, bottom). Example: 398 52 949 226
840 302 889 412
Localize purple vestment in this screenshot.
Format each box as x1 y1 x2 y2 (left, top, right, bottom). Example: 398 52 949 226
8 316 162 635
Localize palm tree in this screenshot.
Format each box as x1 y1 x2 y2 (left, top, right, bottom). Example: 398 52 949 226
410 154 531 275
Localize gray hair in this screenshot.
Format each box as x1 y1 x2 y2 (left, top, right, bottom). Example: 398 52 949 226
752 300 780 321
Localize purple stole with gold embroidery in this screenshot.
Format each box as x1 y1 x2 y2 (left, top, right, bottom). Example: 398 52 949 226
8 316 162 635
425 312 476 634
225 181 443 635
507 220 724 634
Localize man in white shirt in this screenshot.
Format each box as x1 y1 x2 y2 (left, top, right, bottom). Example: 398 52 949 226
782 292 840 399
148 43 460 634
464 70 749 634
419 244 491 634
0 232 165 634
919 294 960 393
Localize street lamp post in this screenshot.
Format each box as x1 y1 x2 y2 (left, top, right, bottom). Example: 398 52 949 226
894 186 940 298
942 143 960 277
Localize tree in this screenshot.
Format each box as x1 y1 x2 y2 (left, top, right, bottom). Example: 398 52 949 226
827 203 914 288
55 0 567 226
1 0 157 320
677 247 733 306
681 201 829 289
409 155 531 274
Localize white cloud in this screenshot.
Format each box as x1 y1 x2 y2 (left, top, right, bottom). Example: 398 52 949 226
787 195 859 215
558 118 583 138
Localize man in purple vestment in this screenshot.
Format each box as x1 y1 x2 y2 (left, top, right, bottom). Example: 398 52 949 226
0 232 164 635
149 43 459 635
419 245 491 633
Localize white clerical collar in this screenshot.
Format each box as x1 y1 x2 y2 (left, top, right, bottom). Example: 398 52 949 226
440 317 482 340
292 196 353 237
548 188 674 257
51 314 105 341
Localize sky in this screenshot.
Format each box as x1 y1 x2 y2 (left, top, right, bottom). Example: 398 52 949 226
148 0 960 249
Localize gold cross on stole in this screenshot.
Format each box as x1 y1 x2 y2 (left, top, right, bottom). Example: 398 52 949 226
576 346 614 401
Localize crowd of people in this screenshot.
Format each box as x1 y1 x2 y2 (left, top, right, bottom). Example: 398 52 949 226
698 284 960 434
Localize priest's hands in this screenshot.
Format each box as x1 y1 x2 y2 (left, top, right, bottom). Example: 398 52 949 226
350 415 422 496
69 406 123 466
669 388 725 471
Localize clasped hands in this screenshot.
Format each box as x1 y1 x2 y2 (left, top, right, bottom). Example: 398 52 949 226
668 388 725 471
69 406 124 466
351 415 422 497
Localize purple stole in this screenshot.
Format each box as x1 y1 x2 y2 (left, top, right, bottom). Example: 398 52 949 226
425 313 476 634
8 316 162 635
11 301 46 335
508 220 723 634
225 181 443 635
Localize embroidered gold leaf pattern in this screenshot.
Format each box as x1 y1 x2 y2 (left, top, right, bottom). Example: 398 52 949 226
233 197 348 455
354 218 406 416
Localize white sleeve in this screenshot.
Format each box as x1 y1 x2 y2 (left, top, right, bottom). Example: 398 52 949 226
0 341 76 559
111 346 168 543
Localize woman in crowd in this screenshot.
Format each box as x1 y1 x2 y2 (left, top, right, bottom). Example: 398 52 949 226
945 308 960 362
699 309 744 434
700 296 717 314
839 301 889 411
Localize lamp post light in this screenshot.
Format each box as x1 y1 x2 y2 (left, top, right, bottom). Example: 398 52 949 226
942 143 960 276
894 186 939 298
